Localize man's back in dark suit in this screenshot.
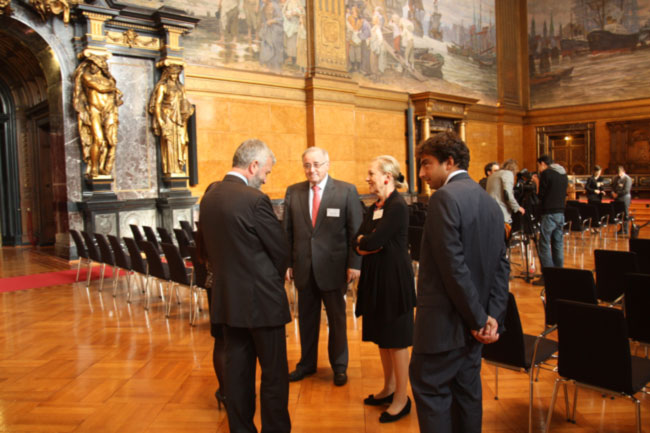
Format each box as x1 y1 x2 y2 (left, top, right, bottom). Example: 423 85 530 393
409 132 509 433
199 139 291 433
283 147 363 385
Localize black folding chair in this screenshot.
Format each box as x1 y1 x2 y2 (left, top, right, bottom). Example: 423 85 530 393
138 240 169 310
160 243 193 318
70 229 92 283
157 226 175 245
81 231 103 291
129 224 145 244
482 293 558 433
108 235 132 298
545 300 650 433
123 237 148 304
625 273 650 358
593 249 638 305
179 220 194 239
142 226 162 255
629 238 650 270
540 267 598 328
187 245 210 326
174 228 194 259
94 233 117 294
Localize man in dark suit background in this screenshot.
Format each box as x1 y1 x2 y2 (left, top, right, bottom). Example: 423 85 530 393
409 132 509 433
200 138 291 433
283 147 363 386
612 164 633 235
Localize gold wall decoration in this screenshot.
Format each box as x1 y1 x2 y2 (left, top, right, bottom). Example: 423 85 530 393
148 63 194 177
105 28 160 50
29 0 84 24
73 54 124 178
0 0 12 16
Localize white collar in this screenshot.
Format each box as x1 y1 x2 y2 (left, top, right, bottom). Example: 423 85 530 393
311 174 329 190
227 171 248 185
444 169 467 186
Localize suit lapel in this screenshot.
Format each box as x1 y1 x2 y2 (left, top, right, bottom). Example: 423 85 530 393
314 177 335 232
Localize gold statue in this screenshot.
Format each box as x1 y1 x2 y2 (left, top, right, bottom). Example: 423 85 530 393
73 55 123 178
30 0 80 24
148 64 194 176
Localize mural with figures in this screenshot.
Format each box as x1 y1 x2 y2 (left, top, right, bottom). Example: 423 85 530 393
127 0 307 75
126 0 497 104
528 0 650 108
344 0 496 104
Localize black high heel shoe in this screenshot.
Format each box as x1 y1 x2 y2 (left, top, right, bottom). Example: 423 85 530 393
379 397 411 423
215 389 226 410
363 393 394 406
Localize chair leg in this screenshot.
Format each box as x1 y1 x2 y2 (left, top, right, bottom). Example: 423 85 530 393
75 259 83 282
494 366 499 400
634 397 641 433
528 367 534 433
570 383 578 423
85 261 93 289
545 378 561 433
112 268 120 298
165 282 174 318
144 276 152 310
189 284 196 326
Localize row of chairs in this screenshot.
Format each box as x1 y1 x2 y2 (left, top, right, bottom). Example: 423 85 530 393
482 269 650 433
565 200 627 238
70 226 209 325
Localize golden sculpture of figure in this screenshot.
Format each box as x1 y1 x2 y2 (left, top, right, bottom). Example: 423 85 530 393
73 55 123 178
148 64 194 176
30 0 79 24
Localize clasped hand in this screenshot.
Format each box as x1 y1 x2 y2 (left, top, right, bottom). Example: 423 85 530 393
471 315 500 344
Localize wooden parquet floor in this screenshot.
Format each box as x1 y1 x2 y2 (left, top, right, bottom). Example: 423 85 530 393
1 231 649 433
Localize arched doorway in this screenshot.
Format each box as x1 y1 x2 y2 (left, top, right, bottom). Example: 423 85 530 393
0 21 64 247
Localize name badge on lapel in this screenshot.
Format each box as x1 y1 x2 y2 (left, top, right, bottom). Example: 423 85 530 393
373 209 384 220
327 208 341 217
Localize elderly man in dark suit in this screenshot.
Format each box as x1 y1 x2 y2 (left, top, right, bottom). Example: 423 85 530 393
200 138 291 433
283 146 363 386
612 164 633 235
409 132 509 433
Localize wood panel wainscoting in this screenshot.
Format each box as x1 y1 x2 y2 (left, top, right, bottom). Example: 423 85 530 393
0 238 648 432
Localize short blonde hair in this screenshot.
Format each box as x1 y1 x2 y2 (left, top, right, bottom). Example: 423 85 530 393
373 155 408 190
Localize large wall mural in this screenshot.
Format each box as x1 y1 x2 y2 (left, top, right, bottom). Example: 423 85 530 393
528 0 650 109
128 0 497 104
344 0 497 104
128 0 307 75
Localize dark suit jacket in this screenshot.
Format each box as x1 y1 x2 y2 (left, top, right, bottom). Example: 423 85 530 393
413 172 510 355
585 175 605 202
199 174 291 328
283 176 363 292
613 174 633 200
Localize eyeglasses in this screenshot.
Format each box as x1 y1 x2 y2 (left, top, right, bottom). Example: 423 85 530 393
303 161 329 170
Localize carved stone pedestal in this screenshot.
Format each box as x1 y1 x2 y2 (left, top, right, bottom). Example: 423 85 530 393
78 177 123 237
157 176 197 233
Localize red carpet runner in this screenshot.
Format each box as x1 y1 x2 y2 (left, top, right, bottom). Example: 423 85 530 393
0 266 120 293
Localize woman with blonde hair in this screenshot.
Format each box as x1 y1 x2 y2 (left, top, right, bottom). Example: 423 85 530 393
354 155 416 423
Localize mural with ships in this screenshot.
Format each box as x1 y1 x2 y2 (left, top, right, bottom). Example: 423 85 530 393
528 0 650 108
126 0 498 105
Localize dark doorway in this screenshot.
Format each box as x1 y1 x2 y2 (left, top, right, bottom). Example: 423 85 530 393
27 102 55 245
0 79 22 246
536 123 595 175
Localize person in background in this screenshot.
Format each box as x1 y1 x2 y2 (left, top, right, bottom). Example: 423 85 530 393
532 154 568 286
479 161 499 190
354 156 416 423
486 159 525 239
585 165 605 205
612 164 633 235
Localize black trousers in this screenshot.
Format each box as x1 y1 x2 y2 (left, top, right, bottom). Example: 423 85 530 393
296 268 348 374
223 325 290 433
410 342 483 433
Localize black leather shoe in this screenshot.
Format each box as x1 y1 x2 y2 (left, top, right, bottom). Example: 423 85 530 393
364 393 394 406
333 372 347 386
215 388 226 410
288 368 316 382
379 397 411 423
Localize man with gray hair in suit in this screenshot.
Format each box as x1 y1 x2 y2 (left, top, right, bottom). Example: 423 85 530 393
283 147 363 386
200 138 291 433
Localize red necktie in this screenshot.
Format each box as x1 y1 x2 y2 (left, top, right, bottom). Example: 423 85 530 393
312 185 321 227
